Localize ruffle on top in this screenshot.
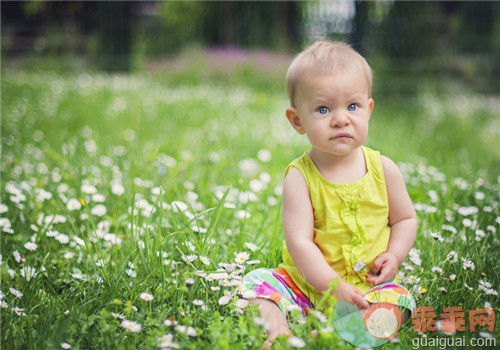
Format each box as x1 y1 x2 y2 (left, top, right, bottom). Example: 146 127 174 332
337 188 368 281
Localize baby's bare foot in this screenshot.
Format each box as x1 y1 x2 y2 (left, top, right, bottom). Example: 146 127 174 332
263 328 292 349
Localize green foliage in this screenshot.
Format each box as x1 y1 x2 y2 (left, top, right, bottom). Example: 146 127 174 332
156 1 207 54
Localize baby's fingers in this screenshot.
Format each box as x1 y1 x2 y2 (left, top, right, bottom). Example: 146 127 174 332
352 294 370 309
365 272 379 284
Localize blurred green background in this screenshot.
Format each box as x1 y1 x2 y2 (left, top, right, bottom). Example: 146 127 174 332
2 1 500 93
2 0 499 179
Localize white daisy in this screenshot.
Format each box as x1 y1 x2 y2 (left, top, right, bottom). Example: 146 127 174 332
20 266 37 281
253 316 270 330
183 255 198 263
157 334 179 349
55 234 70 244
246 260 261 265
186 326 197 337
199 256 210 265
431 266 443 275
441 225 457 234
91 193 106 202
164 319 177 327
81 184 97 194
462 257 475 270
205 272 228 281
234 299 249 309
47 230 59 237
171 201 188 213
121 320 141 332
13 307 26 316
175 325 187 333
67 199 82 211
218 296 231 306
353 261 366 273
139 292 154 301
91 204 107 217
9 288 23 298
257 149 272 162
234 252 250 264
249 179 265 193
244 242 258 251
111 183 125 196
457 206 479 216
446 251 458 263
24 242 38 251
96 259 106 267
404 276 421 284
288 336 306 348
241 290 257 299
64 252 75 259
320 326 334 334
71 273 85 280
430 232 444 242
235 210 251 220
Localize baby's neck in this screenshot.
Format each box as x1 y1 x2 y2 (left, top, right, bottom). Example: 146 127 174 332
308 147 367 184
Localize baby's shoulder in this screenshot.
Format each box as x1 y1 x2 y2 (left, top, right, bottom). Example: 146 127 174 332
379 155 400 174
284 165 306 184
379 155 406 187
283 166 311 202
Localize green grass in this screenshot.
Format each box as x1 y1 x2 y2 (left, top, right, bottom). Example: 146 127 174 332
1 52 499 349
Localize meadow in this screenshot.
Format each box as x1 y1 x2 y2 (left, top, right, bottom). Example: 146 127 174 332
1 50 499 349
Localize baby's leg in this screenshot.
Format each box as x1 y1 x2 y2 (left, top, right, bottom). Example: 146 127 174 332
251 298 291 345
240 268 313 347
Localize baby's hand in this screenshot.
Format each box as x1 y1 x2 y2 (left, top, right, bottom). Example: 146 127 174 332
333 279 370 310
366 252 398 285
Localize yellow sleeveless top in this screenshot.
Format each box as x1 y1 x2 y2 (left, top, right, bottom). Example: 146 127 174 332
279 146 401 309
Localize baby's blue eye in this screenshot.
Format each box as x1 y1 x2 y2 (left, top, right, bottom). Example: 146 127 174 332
318 106 330 114
348 104 358 111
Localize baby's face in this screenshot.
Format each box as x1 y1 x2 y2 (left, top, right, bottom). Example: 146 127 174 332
290 66 374 158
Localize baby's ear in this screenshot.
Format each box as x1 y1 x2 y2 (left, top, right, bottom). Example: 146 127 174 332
285 107 305 135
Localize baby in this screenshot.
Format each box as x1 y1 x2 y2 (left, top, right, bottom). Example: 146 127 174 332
241 40 418 344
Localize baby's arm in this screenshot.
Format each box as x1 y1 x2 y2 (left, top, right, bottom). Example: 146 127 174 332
367 156 417 285
283 167 369 309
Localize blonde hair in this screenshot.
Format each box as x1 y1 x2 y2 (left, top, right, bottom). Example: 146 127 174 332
285 40 373 106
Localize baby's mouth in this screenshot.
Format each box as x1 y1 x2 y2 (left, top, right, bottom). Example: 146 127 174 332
331 132 352 139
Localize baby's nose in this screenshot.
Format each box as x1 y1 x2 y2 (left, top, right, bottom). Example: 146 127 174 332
331 111 349 127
